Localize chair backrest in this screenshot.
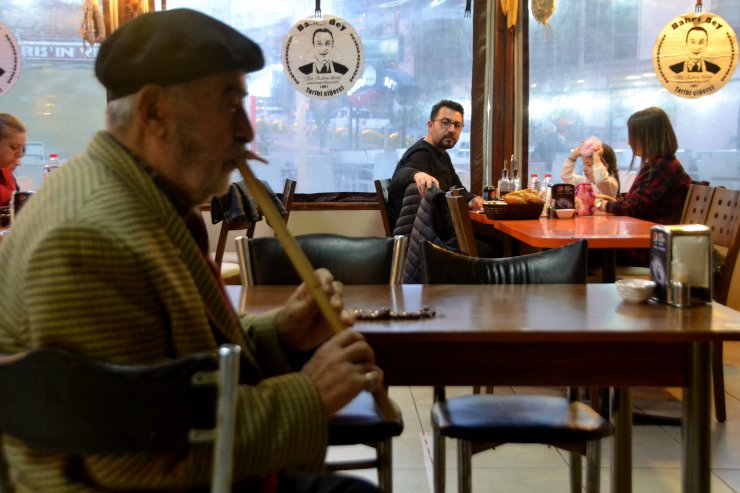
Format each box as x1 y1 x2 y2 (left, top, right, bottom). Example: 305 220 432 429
215 218 255 268
374 179 392 236
421 239 588 285
0 345 241 493
705 187 740 305
214 179 296 269
280 178 297 224
236 233 408 286
680 183 715 224
445 192 478 257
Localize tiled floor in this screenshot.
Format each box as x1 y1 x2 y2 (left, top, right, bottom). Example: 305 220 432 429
327 341 740 492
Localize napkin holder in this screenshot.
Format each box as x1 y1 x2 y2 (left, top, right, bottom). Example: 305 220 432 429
548 183 575 218
649 224 712 306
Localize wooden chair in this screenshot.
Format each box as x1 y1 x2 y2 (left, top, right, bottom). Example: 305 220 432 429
215 178 296 284
374 179 392 236
235 233 407 492
445 192 479 256
0 345 241 493
681 183 715 225
616 183 715 282
705 186 740 422
421 240 612 493
619 185 720 425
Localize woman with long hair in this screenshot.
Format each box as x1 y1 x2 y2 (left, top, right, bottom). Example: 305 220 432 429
595 107 691 266
596 107 691 224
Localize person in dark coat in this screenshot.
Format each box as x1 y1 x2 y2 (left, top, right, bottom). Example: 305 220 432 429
387 100 482 231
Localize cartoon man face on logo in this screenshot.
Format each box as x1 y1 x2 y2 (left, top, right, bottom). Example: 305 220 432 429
298 28 348 76
653 13 738 99
282 15 364 100
669 26 721 74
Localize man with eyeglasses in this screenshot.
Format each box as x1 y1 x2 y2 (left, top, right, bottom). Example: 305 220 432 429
387 100 483 231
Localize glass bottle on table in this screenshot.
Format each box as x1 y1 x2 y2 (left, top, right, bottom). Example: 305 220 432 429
44 153 61 181
541 173 553 200
528 173 540 192
511 170 521 192
541 174 553 217
509 155 520 191
497 167 511 197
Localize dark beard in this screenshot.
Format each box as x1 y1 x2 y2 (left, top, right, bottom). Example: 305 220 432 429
439 136 456 150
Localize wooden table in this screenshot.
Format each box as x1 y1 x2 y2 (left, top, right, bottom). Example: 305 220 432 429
230 283 740 493
469 213 655 282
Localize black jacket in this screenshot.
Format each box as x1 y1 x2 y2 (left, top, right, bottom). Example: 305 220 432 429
387 139 472 231
392 183 457 284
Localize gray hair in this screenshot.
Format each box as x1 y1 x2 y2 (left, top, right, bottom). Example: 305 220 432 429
105 95 136 131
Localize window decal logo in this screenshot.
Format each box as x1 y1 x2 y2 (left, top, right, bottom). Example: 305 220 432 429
653 13 738 99
282 15 364 100
0 22 22 97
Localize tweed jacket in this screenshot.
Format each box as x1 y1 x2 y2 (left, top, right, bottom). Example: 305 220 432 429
0 132 327 492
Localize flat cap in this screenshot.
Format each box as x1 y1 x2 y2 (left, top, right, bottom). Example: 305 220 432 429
96 8 264 100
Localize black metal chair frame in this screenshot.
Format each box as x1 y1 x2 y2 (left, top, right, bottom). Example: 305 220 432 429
234 233 407 492
421 240 613 493
0 345 240 493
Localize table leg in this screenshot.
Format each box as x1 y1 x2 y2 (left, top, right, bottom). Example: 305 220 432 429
612 387 632 493
683 342 711 492
601 248 616 283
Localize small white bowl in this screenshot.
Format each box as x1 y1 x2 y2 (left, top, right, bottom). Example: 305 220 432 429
615 279 656 303
555 208 575 219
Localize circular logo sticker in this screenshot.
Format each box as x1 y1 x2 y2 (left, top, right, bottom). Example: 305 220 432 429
282 15 364 100
653 13 738 99
0 22 22 97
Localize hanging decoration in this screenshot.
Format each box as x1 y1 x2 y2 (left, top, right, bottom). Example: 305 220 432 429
79 0 106 56
465 0 472 18
500 0 518 29
652 6 738 99
126 0 146 17
282 13 364 100
0 21 22 97
531 0 555 27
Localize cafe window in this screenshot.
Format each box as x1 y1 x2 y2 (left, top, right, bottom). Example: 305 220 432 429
3 0 474 194
528 0 740 191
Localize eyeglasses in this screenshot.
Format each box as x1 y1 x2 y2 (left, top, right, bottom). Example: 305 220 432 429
433 118 464 131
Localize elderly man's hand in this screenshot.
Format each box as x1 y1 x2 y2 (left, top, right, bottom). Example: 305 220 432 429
302 330 383 415
276 268 355 352
414 172 440 195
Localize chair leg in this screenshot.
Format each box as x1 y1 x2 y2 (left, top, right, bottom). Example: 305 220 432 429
712 341 727 423
457 440 472 493
433 427 445 493
568 451 582 493
585 440 601 493
377 438 393 493
214 221 230 267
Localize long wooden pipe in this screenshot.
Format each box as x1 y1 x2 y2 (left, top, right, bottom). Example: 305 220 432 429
235 151 398 422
